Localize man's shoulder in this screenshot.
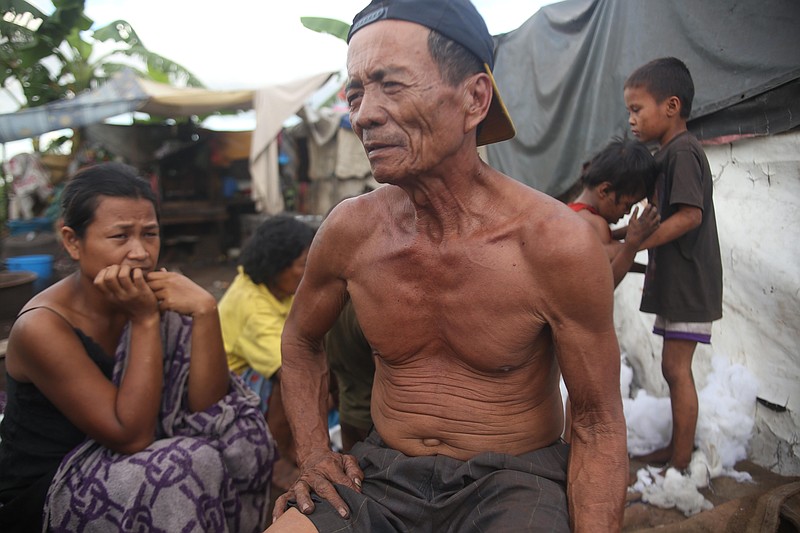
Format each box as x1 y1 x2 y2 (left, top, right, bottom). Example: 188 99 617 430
518 195 603 260
314 187 403 261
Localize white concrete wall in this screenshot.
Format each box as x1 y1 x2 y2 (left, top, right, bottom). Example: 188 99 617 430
614 130 800 476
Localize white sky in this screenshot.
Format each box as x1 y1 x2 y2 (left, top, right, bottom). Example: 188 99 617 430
2 0 557 155
82 0 555 90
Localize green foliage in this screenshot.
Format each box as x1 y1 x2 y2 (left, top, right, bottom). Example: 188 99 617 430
1 0 204 114
1 0 92 106
1 0 207 153
300 17 350 42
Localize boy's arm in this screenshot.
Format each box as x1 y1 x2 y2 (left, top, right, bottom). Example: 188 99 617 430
638 204 701 250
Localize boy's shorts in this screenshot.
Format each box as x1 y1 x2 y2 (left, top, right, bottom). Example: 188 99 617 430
653 315 712 344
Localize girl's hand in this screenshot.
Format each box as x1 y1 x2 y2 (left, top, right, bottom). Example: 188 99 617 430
626 204 660 247
94 264 159 322
146 269 217 317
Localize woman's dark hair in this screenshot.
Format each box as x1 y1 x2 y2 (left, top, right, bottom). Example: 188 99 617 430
61 162 158 238
581 137 659 200
239 215 315 286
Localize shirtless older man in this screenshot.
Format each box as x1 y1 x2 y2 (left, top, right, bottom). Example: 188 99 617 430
268 0 627 531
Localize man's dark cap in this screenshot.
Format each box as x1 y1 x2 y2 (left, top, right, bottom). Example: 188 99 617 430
347 0 516 146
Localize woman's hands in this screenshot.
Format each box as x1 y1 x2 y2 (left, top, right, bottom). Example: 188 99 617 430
94 264 159 323
146 269 218 318
146 268 230 411
93 266 218 321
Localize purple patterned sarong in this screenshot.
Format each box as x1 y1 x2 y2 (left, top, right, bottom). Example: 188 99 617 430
42 311 276 532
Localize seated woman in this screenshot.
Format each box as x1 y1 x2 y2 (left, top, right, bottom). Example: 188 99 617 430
0 162 276 533
218 215 314 489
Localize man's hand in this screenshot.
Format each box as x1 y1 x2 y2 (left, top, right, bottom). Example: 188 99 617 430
625 204 660 248
272 448 364 523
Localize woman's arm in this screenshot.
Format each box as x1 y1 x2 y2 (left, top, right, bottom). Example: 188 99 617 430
7 266 165 454
147 270 229 412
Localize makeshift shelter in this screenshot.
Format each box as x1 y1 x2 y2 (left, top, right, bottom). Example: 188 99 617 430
0 69 254 144
487 0 800 476
0 68 336 216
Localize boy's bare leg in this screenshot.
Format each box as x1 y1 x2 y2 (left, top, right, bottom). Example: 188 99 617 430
633 338 698 469
661 338 698 470
264 508 317 533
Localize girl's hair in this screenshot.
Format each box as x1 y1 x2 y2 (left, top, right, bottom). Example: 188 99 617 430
581 137 659 199
61 162 158 238
239 215 315 287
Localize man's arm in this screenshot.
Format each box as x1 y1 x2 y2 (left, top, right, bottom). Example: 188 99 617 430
542 221 628 531
273 206 365 522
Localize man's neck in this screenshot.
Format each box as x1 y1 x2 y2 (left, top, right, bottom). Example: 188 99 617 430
401 155 495 242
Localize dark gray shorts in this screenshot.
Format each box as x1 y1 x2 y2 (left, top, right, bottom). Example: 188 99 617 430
295 430 570 533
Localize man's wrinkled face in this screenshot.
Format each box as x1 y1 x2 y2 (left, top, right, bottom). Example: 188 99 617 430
346 21 467 183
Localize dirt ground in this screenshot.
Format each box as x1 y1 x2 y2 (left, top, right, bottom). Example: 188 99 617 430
624 459 799 532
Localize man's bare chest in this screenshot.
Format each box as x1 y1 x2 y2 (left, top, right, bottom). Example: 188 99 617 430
346 240 549 371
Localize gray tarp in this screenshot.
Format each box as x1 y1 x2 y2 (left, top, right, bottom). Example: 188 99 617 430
487 0 800 198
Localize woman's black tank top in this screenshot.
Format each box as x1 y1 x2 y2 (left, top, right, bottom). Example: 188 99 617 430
0 307 115 498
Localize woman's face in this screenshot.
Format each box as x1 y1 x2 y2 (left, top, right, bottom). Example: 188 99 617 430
270 247 310 300
65 196 160 277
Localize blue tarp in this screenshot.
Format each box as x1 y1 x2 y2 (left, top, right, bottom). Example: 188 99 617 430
0 69 148 143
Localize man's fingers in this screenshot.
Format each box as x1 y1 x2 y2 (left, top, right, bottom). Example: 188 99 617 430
342 455 364 492
292 480 316 515
311 482 350 518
